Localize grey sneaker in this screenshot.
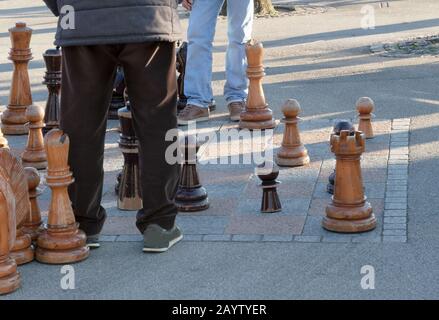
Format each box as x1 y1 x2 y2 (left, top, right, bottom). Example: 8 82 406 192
228 101 245 121
143 224 183 253
178 104 210 126
86 234 100 249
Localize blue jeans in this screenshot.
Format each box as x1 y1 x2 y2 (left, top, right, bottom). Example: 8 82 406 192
184 0 254 108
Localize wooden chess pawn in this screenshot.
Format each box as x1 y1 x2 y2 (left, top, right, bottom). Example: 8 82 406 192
1 22 33 135
175 135 209 212
356 97 375 139
256 162 282 213
21 167 44 241
239 40 276 130
42 48 61 135
327 120 355 194
10 228 33 265
21 104 47 169
36 129 89 264
323 130 376 233
275 99 310 167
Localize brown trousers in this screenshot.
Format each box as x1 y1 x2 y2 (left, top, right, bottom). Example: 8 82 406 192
61 42 180 236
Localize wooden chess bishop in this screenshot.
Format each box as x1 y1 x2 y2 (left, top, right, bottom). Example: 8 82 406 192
36 129 89 264
256 162 282 213
21 104 47 169
21 167 44 241
276 99 310 167
322 130 376 233
175 135 209 212
239 40 275 130
42 48 61 134
356 97 375 139
1 22 33 135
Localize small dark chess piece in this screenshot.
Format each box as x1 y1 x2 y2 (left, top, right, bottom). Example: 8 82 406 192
327 120 355 194
108 66 126 120
356 97 375 139
42 48 61 135
256 161 282 213
22 167 44 241
175 135 209 212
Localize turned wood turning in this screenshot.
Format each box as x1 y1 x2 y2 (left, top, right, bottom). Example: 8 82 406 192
42 48 61 134
256 161 282 213
239 40 275 130
36 129 89 264
323 130 376 233
21 104 47 169
356 97 374 139
275 99 310 167
22 167 44 241
10 228 33 265
1 22 33 135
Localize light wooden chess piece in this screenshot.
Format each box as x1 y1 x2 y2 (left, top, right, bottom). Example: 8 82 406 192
10 228 33 265
21 104 47 169
22 167 44 241
1 22 33 135
36 129 89 264
275 99 310 167
322 130 376 233
239 40 276 130
356 97 374 139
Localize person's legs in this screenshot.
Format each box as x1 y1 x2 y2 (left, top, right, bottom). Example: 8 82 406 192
60 45 118 236
118 42 180 234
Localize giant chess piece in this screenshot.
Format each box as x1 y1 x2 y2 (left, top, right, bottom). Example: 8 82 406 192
42 48 61 135
22 167 44 241
175 135 209 212
117 98 142 210
356 97 374 139
239 40 276 130
21 104 47 169
327 120 355 194
36 129 89 264
275 99 310 167
108 66 126 120
1 22 34 135
256 161 282 213
323 130 376 233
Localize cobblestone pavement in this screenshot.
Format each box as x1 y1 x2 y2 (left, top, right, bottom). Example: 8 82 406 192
371 35 439 57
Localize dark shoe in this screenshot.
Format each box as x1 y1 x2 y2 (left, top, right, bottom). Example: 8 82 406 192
86 234 101 249
228 101 245 121
178 104 210 126
143 224 183 253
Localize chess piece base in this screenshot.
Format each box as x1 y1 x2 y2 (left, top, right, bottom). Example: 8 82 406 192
176 187 209 212
276 154 310 167
10 233 34 265
323 202 376 233
0 258 20 295
1 123 28 135
239 119 276 130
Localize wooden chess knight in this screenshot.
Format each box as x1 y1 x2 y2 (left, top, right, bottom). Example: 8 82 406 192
42 48 61 135
175 135 209 212
323 130 376 233
21 167 44 241
256 161 282 213
239 40 276 130
21 104 47 169
108 66 126 120
36 129 89 264
1 22 34 135
356 97 375 139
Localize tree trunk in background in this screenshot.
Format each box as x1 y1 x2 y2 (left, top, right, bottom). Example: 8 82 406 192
220 0 278 17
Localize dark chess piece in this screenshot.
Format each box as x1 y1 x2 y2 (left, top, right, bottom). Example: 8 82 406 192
256 161 282 213
42 48 61 135
108 66 126 120
22 167 44 241
175 135 209 212
327 120 355 194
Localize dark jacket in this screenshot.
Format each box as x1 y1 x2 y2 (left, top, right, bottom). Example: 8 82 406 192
43 0 182 46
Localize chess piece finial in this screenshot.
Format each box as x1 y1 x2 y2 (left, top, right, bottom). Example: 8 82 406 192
36 129 89 264
276 99 310 167
1 22 33 135
322 130 376 232
175 135 209 212
356 97 374 139
256 161 282 213
239 40 276 130
22 167 44 241
21 104 47 169
42 48 61 134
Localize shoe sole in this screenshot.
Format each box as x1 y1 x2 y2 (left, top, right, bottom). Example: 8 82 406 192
86 243 101 249
177 117 209 126
142 234 184 253
230 115 241 122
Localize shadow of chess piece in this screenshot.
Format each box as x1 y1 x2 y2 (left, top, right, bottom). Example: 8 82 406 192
276 99 310 167
1 22 33 135
175 135 209 212
36 129 89 264
42 48 61 135
256 161 282 213
323 130 376 233
10 228 33 265
356 97 375 139
239 40 276 130
327 120 355 194
108 66 126 120
22 167 44 241
117 99 142 210
21 104 47 169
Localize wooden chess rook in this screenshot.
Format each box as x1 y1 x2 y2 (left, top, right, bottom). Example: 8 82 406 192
175 135 209 212
356 97 374 139
22 167 44 241
42 48 61 134
256 162 282 213
276 99 310 167
239 40 276 130
21 104 47 169
323 130 376 233
1 22 33 135
36 129 89 264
